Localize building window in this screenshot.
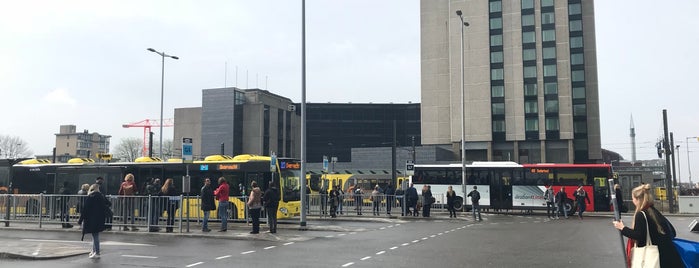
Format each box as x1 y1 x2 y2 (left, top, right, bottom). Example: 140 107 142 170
571 53 584 65
492 85 505 97
542 12 555 24
569 3 582 15
492 103 505 115
541 0 554 7
572 70 585 82
491 34 503 46
524 66 537 78
523 31 536 44
490 1 502 13
543 47 556 59
490 17 503 30
522 14 535 27
572 87 586 99
545 118 560 131
574 121 588 134
525 100 538 114
493 120 506 132
573 104 587 116
544 82 558 94
542 29 556 42
570 20 583 32
570 36 584 48
523 48 536 61
545 100 559 113
543 64 557 77
524 83 538 96
492 68 504 80
525 118 539 131
522 0 534 9
491 51 504 63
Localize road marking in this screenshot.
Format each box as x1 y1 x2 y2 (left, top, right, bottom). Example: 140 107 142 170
395 224 401 226
376 251 385 255
349 232 357 234
338 233 346 236
421 237 428 240
412 240 419 243
361 256 371 261
380 227 386 230
430 235 436 238
241 251 255 255
325 235 334 238
32 244 42 256
401 243 410 246
283 242 294 246
437 233 443 235
387 225 394 228
215 255 231 260
264 246 276 250
390 246 398 250
122 255 158 259
342 262 354 267
186 262 204 267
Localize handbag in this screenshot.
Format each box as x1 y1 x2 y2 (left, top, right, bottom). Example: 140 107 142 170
631 211 660 268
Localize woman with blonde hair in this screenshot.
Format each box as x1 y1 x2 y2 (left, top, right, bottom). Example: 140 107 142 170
612 184 682 267
78 184 108 259
161 178 178 233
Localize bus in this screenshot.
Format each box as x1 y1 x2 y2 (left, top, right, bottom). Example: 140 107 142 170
10 154 302 219
411 162 612 213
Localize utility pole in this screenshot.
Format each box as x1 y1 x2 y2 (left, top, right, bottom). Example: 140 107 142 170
662 110 675 213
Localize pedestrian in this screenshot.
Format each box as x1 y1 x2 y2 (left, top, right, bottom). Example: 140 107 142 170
543 185 555 219
145 178 161 232
446 185 457 218
556 187 568 219
95 177 112 231
200 178 215 233
77 183 89 216
467 186 482 221
395 185 405 216
78 184 109 259
161 178 178 233
118 173 138 231
384 183 395 216
406 183 418 216
263 181 280 233
319 182 328 215
615 184 626 213
371 185 381 216
354 185 363 215
573 185 590 219
612 184 683 267
329 185 340 218
247 181 263 234
59 181 73 228
214 177 230 232
304 185 311 214
337 186 345 215
422 185 433 217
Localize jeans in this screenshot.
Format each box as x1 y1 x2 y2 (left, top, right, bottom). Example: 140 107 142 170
546 202 555 218
472 204 481 220
218 201 229 230
386 196 393 214
266 205 278 232
202 210 210 230
577 202 586 218
91 232 100 254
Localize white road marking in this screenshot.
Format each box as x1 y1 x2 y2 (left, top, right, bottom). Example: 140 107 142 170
342 262 354 267
241 251 255 255
186 262 204 267
421 237 428 240
325 235 334 238
390 246 398 250
401 243 410 246
283 242 294 246
445 230 450 233
361 256 371 261
122 255 158 259
437 233 443 235
412 240 419 243
387 225 394 228
264 246 276 250
349 232 357 234
430 235 436 238
376 251 386 255
338 233 346 236
380 227 386 230
215 255 231 260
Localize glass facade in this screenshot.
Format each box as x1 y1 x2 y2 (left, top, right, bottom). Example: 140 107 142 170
569 0 589 161
490 0 505 140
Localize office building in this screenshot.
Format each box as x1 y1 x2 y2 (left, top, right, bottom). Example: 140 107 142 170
54 125 110 162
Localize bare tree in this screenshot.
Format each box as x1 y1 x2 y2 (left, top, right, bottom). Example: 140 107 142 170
0 135 32 158
153 139 174 160
113 137 142 162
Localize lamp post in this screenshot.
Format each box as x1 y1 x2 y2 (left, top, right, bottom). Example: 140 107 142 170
147 48 179 160
688 137 698 188
455 10 469 201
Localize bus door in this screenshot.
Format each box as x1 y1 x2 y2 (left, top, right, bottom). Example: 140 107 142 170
493 169 512 210
593 177 610 211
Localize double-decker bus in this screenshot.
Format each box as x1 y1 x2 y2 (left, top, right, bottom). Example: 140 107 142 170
11 154 302 219
411 162 612 213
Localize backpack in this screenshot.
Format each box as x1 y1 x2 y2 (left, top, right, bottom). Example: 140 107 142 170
471 190 480 201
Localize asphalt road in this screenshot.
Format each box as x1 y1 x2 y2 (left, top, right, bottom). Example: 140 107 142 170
1 213 697 268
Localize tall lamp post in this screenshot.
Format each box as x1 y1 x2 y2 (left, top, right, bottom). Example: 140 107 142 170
147 48 179 159
455 10 469 201
688 136 698 188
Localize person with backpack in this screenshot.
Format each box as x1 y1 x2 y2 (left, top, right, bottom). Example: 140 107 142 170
543 185 555 219
467 186 482 221
574 185 591 219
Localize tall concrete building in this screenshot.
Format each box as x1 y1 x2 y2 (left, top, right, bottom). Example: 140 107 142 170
421 0 601 163
54 125 111 162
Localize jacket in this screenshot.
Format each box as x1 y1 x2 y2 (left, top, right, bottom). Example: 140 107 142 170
620 206 683 267
446 190 456 206
200 184 216 211
214 183 229 202
247 187 263 209
78 191 108 239
263 186 280 209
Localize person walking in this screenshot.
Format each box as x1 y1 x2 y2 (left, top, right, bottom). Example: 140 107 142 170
543 185 555 219
556 187 568 219
384 183 395 216
200 178 216 232
573 185 591 219
118 173 138 231
247 181 263 234
263 181 280 233
59 181 73 228
612 184 683 267
446 185 457 218
78 184 109 259
161 178 178 233
406 183 418 216
214 177 230 232
467 186 482 221
371 185 381 216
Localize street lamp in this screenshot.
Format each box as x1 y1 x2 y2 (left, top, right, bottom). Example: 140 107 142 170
147 48 179 160
688 137 698 188
455 10 469 201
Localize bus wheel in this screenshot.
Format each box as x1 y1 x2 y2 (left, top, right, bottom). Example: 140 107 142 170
454 197 463 211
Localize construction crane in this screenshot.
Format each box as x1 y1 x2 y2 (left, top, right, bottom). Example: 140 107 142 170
122 119 174 157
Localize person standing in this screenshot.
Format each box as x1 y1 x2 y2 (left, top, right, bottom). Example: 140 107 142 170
354 186 363 215
337 186 345 215
446 186 457 218
214 177 229 232
573 185 591 219
612 184 683 267
614 184 626 213
161 178 178 233
422 185 433 217
543 185 555 219
263 181 280 233
145 178 161 232
406 183 418 216
395 185 405 216
200 178 215 232
371 185 381 216
556 187 568 219
78 184 108 259
247 181 263 234
118 174 138 231
77 183 89 217
329 185 340 218
95 177 112 231
384 183 395 216
59 181 73 228
467 186 482 221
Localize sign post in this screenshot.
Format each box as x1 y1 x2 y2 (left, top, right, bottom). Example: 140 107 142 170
182 137 193 232
406 160 414 176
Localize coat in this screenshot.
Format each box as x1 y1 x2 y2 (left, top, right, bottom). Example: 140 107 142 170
263 187 280 209
78 191 108 240
620 206 683 267
200 184 216 211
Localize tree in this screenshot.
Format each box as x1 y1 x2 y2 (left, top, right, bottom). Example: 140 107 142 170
0 135 32 158
153 139 174 160
113 137 142 162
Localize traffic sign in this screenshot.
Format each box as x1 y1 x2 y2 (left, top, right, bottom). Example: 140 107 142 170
323 156 329 172
406 160 414 176
270 152 277 172
182 137 193 162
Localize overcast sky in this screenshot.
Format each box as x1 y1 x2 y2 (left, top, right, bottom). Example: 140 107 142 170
1 1 697 181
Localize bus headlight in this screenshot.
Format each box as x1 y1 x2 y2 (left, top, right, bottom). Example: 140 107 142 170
279 207 288 216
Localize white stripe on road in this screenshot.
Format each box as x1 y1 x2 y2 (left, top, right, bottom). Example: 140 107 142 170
342 262 354 267
401 243 410 246
390 246 398 250
122 255 158 259
338 233 346 236
215 255 231 260
241 251 255 255
421 237 428 240
186 262 204 267
412 240 419 243
325 235 334 238
376 251 385 255
283 242 294 246
430 235 436 238
264 246 276 250
361 256 371 261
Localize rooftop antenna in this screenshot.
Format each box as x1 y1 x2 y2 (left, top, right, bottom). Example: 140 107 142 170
630 114 636 162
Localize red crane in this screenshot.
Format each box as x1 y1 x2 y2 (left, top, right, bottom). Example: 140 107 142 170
122 119 174 157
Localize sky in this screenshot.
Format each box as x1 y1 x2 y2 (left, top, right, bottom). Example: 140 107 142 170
1 0 697 180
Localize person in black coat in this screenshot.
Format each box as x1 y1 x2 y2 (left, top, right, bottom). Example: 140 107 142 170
614 184 626 213
200 178 216 232
161 178 178 233
384 184 395 216
406 183 419 216
613 184 683 267
421 185 433 217
78 184 108 259
263 181 280 233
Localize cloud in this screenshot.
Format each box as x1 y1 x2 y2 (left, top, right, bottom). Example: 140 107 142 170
42 88 77 106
